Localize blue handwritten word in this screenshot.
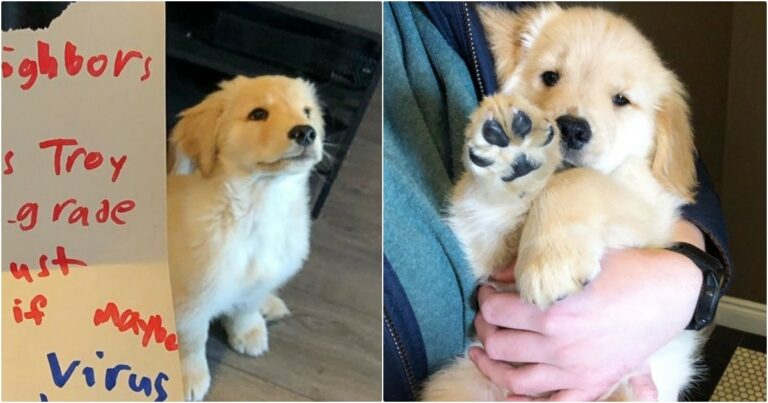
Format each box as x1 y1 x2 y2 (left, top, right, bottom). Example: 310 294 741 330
40 351 169 401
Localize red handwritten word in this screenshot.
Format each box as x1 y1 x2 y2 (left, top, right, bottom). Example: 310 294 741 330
8 198 135 231
7 202 37 231
39 138 127 182
51 198 136 226
12 294 48 325
93 302 179 352
3 150 13 175
2 41 152 90
9 246 87 283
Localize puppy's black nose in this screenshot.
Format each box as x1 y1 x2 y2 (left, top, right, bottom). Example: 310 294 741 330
556 115 591 150
288 125 316 146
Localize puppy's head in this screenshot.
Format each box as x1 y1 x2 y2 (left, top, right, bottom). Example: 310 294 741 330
171 75 324 177
480 5 695 201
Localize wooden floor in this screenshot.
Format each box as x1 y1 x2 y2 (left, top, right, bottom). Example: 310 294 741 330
205 87 382 401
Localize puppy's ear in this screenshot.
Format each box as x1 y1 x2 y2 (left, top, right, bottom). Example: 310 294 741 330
170 87 228 177
301 78 326 134
478 4 562 88
218 75 249 91
651 79 696 203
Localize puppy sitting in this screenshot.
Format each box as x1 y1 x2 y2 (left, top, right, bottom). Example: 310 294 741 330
166 75 324 400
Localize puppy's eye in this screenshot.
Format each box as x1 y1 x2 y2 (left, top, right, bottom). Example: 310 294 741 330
304 107 311 118
612 94 631 107
248 108 269 121
541 71 560 87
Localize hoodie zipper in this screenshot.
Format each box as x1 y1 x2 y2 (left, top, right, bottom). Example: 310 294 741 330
463 2 485 96
384 307 418 398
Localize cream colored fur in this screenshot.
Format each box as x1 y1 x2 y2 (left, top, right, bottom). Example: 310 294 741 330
166 75 324 401
423 5 700 401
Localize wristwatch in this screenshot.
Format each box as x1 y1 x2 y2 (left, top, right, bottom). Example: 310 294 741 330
665 242 725 331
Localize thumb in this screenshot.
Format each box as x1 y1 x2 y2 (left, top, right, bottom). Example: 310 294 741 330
490 263 516 283
542 389 599 401
629 372 659 401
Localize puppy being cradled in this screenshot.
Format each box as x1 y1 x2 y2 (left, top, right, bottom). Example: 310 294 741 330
424 4 701 401
166 75 324 400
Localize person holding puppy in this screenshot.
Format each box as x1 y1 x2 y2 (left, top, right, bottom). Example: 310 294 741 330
383 2 731 401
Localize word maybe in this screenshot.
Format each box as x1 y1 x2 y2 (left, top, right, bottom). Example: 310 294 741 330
93 302 179 352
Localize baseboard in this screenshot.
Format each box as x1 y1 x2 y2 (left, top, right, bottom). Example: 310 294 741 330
715 296 766 336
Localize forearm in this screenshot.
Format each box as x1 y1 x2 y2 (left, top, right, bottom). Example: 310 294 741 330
680 156 732 291
672 219 706 250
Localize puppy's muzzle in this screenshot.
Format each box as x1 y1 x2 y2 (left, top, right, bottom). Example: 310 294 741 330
288 125 317 146
556 115 591 150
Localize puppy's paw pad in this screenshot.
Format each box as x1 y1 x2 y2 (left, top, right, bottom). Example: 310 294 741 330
501 154 542 182
465 95 558 185
482 119 509 147
183 363 211 401
468 147 494 167
261 295 291 322
511 109 532 138
228 324 269 357
541 125 555 147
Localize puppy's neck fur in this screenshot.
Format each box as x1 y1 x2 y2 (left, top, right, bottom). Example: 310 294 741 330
214 171 310 222
170 150 315 235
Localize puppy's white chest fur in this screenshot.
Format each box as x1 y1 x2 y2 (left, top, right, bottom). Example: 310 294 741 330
167 172 311 320
218 174 310 288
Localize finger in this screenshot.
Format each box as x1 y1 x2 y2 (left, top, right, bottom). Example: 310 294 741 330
505 395 533 402
469 347 519 392
482 328 552 363
490 264 516 283
629 373 658 401
478 285 546 332
474 312 497 342
469 348 569 396
541 388 600 402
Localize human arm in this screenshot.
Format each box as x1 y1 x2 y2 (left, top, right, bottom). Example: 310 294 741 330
469 219 705 400
680 156 732 292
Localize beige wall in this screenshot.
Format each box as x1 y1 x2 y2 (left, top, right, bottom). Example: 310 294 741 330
586 2 766 303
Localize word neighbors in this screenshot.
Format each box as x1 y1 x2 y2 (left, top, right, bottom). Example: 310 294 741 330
3 40 153 90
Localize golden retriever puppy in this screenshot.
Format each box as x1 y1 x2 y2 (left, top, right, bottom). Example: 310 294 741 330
423 4 699 401
166 75 324 401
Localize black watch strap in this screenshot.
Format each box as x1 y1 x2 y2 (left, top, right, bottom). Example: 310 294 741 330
666 242 725 331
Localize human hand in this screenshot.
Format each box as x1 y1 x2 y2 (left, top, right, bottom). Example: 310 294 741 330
470 220 704 400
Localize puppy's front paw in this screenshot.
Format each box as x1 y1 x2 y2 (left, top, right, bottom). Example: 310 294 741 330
229 324 269 356
182 353 211 401
223 313 269 357
464 95 559 187
516 241 601 309
260 294 291 322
